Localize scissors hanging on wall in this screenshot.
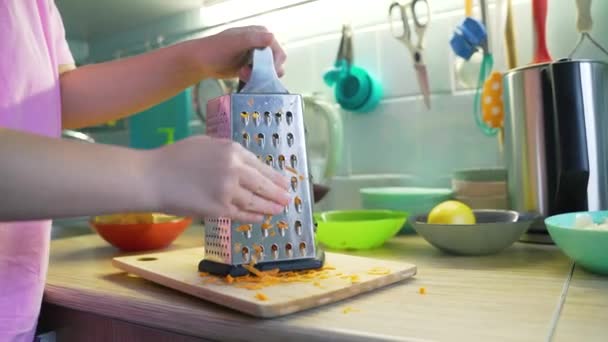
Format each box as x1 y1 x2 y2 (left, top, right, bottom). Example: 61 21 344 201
389 0 432 109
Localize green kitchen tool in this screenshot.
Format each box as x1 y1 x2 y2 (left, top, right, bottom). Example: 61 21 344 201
314 210 407 250
323 24 383 113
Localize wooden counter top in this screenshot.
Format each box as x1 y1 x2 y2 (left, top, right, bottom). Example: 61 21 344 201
553 266 608 342
43 225 583 341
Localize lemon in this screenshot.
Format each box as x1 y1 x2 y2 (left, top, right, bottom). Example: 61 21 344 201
427 200 476 225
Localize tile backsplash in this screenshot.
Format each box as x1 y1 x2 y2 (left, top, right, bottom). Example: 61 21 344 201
74 0 608 209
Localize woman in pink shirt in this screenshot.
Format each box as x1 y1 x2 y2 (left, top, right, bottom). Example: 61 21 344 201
0 1 290 341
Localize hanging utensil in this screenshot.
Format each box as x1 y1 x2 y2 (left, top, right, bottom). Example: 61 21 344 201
389 0 432 109
472 0 499 137
505 0 518 69
323 24 383 113
480 0 508 131
532 0 552 63
568 0 608 58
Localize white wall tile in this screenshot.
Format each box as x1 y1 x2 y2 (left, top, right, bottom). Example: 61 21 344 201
281 45 316 93
345 100 420 175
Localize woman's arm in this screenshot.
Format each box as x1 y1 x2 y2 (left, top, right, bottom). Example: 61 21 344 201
60 26 286 129
0 128 156 220
0 129 289 222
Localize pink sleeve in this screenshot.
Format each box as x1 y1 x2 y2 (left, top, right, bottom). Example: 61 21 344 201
48 0 74 66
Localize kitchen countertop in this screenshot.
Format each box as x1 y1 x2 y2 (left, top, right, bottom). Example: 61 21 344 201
42 224 607 341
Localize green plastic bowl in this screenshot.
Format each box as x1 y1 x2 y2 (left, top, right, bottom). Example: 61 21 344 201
546 211 608 275
314 210 407 250
360 187 453 233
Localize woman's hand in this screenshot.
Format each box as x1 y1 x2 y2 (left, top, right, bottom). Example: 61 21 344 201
188 26 287 80
148 135 291 222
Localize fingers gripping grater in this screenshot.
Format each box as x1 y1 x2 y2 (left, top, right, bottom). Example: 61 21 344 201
200 47 325 277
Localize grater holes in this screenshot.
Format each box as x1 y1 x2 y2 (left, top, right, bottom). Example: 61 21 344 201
236 224 252 239
275 112 282 125
253 244 264 261
256 133 265 148
285 243 293 257
284 205 289 214
287 133 294 147
271 244 279 259
294 196 303 213
278 155 286 169
290 176 298 191
264 111 272 125
240 112 249 126
299 242 307 256
261 224 269 237
290 154 297 168
272 133 280 147
265 155 274 167
242 132 250 147
295 220 302 235
277 220 288 237
252 111 260 126
286 111 293 125
242 246 250 262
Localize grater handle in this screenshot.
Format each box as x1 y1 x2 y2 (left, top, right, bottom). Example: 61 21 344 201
239 47 289 94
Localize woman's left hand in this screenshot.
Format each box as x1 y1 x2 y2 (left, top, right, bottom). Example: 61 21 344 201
188 26 287 80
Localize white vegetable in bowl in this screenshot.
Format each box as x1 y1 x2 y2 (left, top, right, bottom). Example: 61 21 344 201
574 213 608 230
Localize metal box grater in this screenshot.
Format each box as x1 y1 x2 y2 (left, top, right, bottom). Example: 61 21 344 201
199 47 325 276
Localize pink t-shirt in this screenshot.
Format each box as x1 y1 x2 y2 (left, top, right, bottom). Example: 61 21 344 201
0 1 74 341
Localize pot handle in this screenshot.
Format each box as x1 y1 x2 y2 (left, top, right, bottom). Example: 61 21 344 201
544 63 589 213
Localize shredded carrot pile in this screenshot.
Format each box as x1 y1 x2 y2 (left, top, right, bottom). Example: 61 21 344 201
200 263 352 292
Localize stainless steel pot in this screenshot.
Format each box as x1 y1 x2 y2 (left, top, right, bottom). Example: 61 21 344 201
503 58 608 243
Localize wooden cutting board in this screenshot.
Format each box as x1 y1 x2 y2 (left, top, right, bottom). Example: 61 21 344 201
112 248 416 318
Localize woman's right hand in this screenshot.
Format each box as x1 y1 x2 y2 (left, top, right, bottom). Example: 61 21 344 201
147 135 291 222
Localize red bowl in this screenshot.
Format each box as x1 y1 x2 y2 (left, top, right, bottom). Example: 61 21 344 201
90 217 192 252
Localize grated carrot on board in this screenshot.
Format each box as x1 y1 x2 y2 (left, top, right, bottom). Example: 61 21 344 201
225 275 234 284
255 292 269 301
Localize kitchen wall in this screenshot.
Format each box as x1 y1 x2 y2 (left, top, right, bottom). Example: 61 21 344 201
70 0 608 209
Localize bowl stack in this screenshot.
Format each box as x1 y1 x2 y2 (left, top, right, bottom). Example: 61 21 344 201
452 169 508 210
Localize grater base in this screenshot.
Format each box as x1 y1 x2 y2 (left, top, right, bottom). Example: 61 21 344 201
198 249 325 277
